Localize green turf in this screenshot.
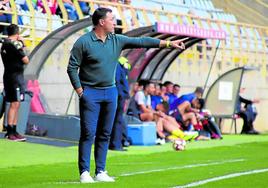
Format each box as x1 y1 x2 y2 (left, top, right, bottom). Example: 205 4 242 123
0 134 268 188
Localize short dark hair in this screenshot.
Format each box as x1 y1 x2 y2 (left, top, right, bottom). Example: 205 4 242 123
138 79 148 87
92 7 112 26
163 81 173 87
174 84 180 88
194 86 204 95
7 24 19 36
144 80 153 89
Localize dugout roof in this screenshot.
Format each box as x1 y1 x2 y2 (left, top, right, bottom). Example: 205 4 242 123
24 18 226 82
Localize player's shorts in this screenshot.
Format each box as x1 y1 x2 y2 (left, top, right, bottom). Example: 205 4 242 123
4 86 25 102
3 73 25 102
172 110 183 124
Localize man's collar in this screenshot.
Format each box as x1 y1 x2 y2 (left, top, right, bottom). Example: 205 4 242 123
90 30 98 41
90 30 112 41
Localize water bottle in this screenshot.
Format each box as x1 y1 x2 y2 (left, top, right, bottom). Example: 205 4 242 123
16 87 20 101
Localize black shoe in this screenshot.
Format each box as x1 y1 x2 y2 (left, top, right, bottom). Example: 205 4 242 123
241 130 260 135
2 125 7 132
122 140 130 147
248 129 260 135
109 146 127 151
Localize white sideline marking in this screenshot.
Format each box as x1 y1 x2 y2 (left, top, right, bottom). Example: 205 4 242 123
120 159 245 177
45 159 245 185
173 168 268 188
53 181 80 184
114 162 156 166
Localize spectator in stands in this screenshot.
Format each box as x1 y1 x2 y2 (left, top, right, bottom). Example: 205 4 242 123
107 0 123 34
31 0 38 10
0 0 24 33
0 0 24 28
124 0 131 5
37 0 58 15
1 24 29 141
89 3 99 16
123 0 135 30
62 0 78 20
16 0 38 11
109 56 131 151
32 0 38 8
79 1 90 16
237 88 259 134
67 7 187 183
16 0 29 11
0 0 12 29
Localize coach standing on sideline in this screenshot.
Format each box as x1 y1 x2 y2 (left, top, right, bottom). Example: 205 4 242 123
67 7 187 183
1 24 29 142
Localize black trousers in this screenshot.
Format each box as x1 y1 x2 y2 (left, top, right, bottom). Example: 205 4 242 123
109 96 127 149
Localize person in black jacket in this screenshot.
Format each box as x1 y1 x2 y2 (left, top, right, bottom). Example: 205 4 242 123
109 57 131 151
236 88 259 134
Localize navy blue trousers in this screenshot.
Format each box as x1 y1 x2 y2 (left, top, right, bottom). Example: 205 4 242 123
78 86 117 175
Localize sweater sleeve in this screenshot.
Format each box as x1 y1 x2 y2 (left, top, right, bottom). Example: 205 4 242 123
67 39 83 89
118 34 160 49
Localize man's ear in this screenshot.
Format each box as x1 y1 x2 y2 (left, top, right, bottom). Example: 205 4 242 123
99 19 105 26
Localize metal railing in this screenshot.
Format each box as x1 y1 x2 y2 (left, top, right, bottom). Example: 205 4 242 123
0 0 267 77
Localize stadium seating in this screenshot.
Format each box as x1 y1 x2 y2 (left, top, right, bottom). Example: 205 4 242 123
0 0 267 117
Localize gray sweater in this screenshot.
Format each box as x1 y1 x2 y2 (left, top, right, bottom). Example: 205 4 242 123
67 30 160 89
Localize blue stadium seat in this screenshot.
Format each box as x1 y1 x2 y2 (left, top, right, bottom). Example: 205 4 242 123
34 11 47 30
52 15 63 30
136 10 146 27
146 11 157 25
158 13 170 23
131 0 162 10
201 20 210 29
20 10 30 25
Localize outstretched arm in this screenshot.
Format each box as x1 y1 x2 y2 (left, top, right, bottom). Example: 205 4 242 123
159 37 189 50
239 96 253 105
120 35 188 50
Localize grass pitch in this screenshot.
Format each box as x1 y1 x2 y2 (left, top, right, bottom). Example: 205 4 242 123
0 134 268 188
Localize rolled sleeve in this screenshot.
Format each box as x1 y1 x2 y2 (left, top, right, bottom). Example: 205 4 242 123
135 91 145 105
